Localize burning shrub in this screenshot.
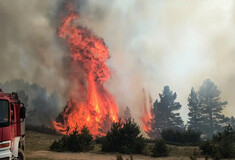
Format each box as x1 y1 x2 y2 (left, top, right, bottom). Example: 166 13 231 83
151 139 169 157
161 129 201 145
102 118 146 154
200 125 235 158
50 126 94 152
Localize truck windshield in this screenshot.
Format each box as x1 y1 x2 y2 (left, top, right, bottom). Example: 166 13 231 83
0 100 9 127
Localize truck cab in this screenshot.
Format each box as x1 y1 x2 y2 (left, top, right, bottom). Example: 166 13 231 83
0 89 25 160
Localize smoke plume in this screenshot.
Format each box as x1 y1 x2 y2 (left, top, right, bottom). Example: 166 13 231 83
0 0 69 99
0 0 234 126
75 0 235 123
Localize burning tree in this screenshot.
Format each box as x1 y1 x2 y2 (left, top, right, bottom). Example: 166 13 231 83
141 90 155 138
53 3 119 136
98 112 113 136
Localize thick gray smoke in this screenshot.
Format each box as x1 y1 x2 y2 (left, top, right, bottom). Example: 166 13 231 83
76 0 235 123
0 0 69 100
0 80 60 126
0 0 71 126
0 0 234 127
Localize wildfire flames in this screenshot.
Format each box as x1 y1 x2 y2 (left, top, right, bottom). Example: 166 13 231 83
53 4 118 136
141 90 154 134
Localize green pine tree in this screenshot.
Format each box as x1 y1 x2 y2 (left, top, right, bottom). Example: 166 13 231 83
151 86 183 138
188 87 202 131
198 79 228 138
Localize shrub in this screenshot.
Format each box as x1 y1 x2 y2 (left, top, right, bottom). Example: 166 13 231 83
102 118 146 154
151 139 169 157
50 126 94 152
161 129 201 145
200 125 235 158
200 141 215 155
95 136 105 144
143 138 156 143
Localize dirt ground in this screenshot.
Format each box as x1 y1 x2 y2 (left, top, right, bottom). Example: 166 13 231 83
24 130 220 160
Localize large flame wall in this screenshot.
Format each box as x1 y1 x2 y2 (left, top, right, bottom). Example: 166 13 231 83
53 5 118 136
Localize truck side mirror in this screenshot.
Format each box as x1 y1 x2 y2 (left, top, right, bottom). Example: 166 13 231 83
20 103 26 119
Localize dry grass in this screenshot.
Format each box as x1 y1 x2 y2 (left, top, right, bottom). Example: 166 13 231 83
25 130 213 160
25 131 61 154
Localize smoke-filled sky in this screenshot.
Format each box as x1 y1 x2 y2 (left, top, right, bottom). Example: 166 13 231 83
0 0 234 124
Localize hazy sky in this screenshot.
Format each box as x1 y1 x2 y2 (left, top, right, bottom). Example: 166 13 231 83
0 0 234 124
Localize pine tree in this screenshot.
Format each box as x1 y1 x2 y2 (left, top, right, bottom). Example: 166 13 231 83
188 87 201 131
151 86 183 138
124 106 131 120
230 116 235 129
198 79 228 138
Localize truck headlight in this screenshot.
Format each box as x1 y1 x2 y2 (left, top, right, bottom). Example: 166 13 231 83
0 143 9 148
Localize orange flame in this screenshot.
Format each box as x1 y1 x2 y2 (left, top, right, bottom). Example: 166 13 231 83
53 4 118 136
141 90 154 134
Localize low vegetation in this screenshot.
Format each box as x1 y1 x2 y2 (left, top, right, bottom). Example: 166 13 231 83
47 116 235 159
161 129 201 145
47 119 235 159
102 119 146 154
151 139 169 157
94 136 105 144
200 125 235 158
50 126 94 152
26 129 207 159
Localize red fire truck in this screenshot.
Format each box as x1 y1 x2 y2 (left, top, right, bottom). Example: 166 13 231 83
0 89 25 160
